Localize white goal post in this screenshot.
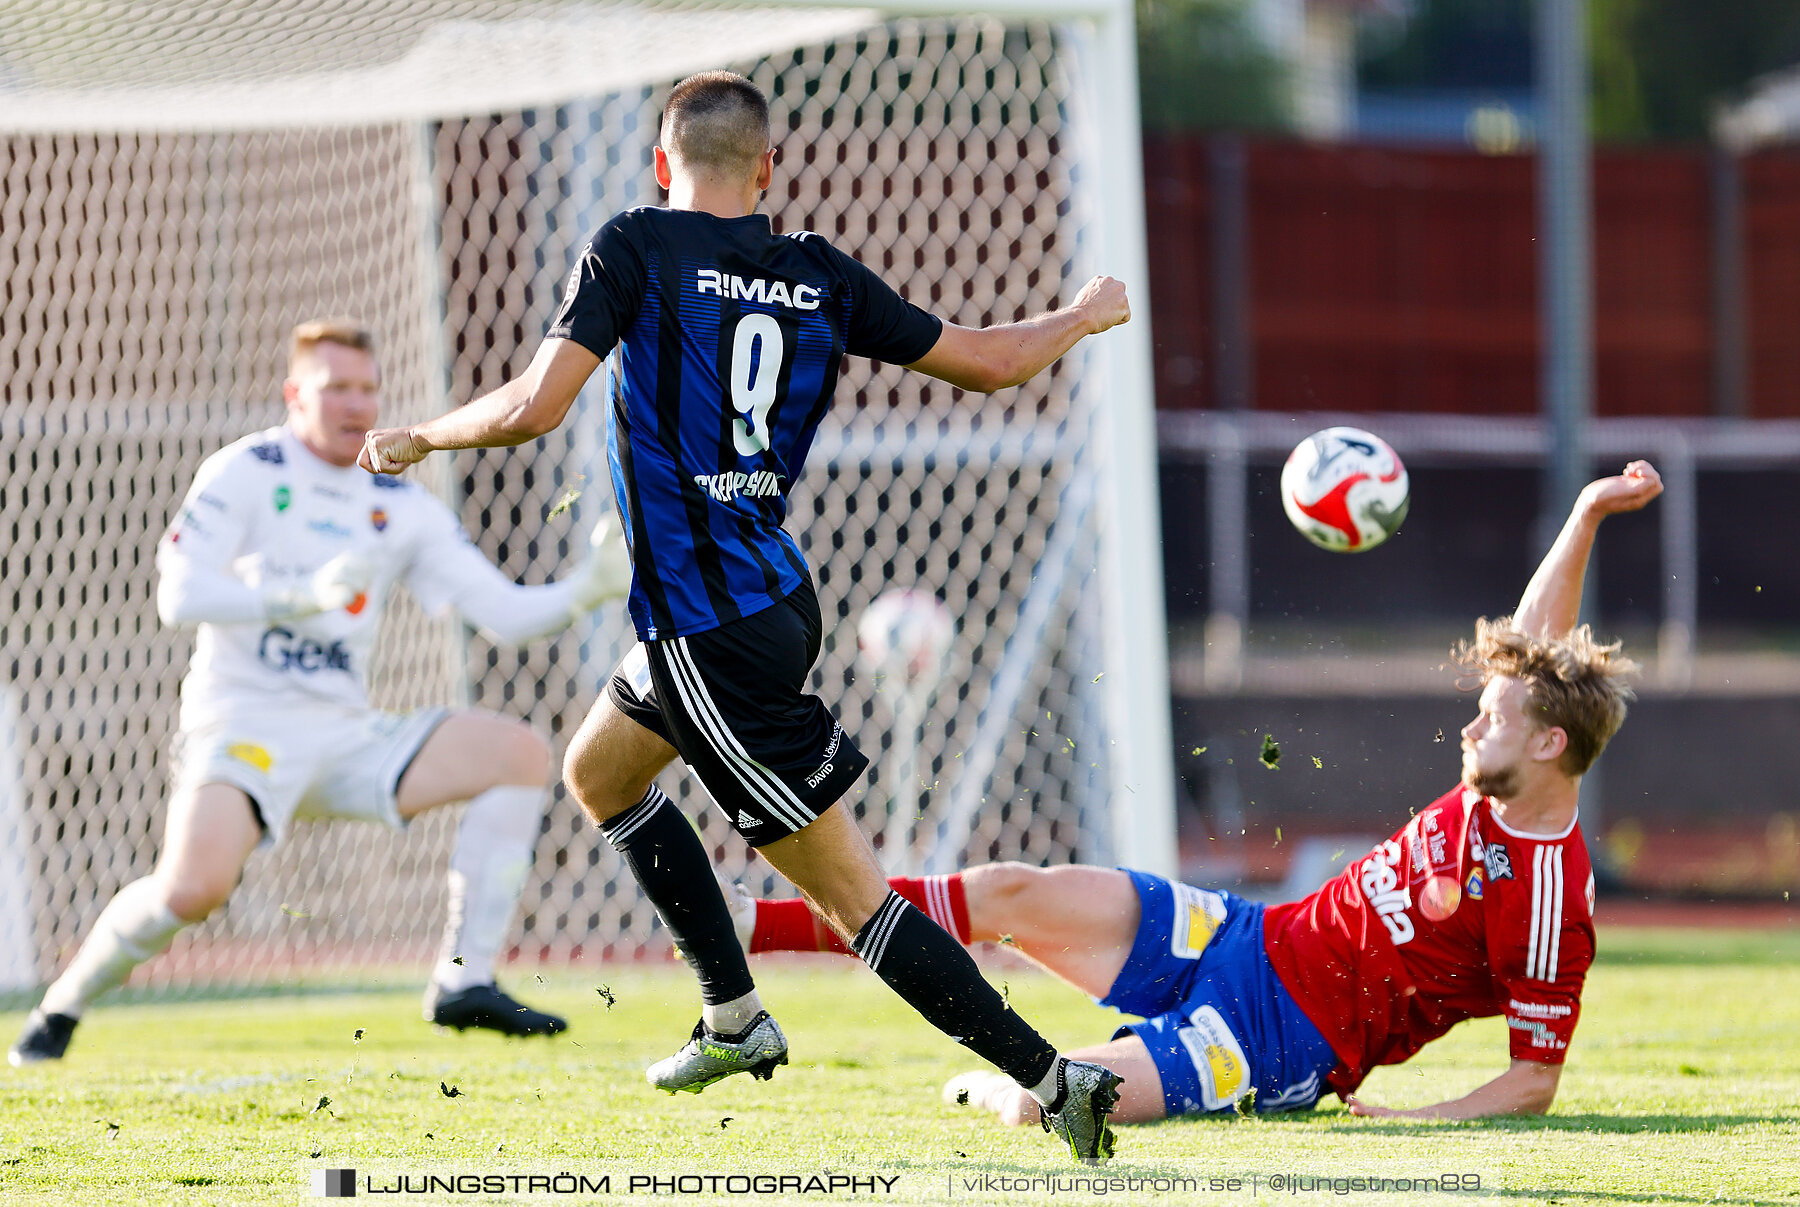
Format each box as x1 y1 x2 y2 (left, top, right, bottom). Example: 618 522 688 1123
0 0 1173 989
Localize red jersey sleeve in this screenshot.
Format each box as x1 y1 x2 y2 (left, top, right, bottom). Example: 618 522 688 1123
1483 828 1596 1064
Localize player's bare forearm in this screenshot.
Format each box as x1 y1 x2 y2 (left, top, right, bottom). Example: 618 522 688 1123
421 379 548 449
1346 1059 1561 1121
909 275 1130 392
1512 460 1663 640
360 339 600 474
1511 507 1601 640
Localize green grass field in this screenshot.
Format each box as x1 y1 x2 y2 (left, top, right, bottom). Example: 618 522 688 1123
2 926 1796 1205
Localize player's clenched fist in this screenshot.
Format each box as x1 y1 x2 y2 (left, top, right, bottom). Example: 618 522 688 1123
1579 459 1662 517
360 426 430 475
1072 275 1130 335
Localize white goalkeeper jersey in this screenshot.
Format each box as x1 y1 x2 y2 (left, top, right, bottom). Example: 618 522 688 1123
159 426 579 731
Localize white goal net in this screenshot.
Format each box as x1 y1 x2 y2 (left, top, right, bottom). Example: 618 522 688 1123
0 0 1163 991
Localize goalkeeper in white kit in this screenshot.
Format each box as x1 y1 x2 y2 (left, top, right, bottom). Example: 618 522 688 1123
10 319 629 1066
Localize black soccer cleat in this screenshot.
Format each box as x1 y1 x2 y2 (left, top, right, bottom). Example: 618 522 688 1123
9 1009 78 1067
423 983 568 1037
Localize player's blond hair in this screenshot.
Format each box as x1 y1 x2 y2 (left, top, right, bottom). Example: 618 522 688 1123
288 318 375 373
1454 618 1637 776
660 71 771 179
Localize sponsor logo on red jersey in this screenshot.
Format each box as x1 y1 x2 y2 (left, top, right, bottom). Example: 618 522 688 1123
1357 839 1415 945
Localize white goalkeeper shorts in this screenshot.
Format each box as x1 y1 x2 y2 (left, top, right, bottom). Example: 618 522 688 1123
171 706 451 846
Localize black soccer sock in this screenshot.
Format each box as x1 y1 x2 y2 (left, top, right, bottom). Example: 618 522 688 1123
852 891 1058 1090
601 786 755 1005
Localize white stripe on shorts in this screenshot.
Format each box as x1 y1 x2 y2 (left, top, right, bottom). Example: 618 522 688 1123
661 638 815 832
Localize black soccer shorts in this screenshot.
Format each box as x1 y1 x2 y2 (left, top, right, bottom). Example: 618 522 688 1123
606 579 869 846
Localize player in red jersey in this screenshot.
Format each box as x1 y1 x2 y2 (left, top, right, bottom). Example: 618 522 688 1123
726 461 1662 1124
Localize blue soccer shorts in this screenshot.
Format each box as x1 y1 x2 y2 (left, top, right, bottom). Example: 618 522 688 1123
1100 870 1340 1117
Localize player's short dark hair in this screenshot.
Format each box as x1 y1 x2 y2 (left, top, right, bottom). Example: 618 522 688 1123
660 71 771 179
289 318 375 372
1454 618 1637 776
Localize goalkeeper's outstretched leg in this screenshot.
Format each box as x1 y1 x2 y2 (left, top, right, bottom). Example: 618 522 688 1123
398 712 566 1038
11 782 260 1066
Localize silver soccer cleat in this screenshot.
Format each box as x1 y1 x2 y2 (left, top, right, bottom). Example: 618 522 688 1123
1039 1059 1123 1164
647 1011 788 1094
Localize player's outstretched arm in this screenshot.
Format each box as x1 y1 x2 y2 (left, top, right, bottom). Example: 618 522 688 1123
159 547 376 627
407 514 631 645
1511 460 1663 641
1345 1058 1561 1121
907 275 1130 393
360 339 601 474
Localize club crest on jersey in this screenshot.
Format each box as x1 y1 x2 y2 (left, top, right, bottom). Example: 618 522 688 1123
1465 869 1485 901
1484 842 1515 881
370 507 388 532
695 269 821 311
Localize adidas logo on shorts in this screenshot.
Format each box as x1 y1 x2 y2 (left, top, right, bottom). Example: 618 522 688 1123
737 810 760 829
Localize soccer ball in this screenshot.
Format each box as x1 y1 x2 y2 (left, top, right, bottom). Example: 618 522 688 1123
1280 427 1409 552
857 590 956 687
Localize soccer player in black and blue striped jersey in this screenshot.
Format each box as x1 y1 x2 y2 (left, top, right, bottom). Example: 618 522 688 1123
362 71 1132 1162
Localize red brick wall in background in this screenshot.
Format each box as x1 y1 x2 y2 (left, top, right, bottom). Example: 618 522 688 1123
1143 137 1800 418
1744 153 1800 418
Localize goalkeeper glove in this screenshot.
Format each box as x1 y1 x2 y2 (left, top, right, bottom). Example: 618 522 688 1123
264 551 379 620
567 517 632 620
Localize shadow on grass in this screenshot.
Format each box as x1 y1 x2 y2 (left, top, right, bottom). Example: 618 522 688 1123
1299 1111 1792 1136
0 978 413 1014
1129 1103 1793 1136
1537 1111 1796 1133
